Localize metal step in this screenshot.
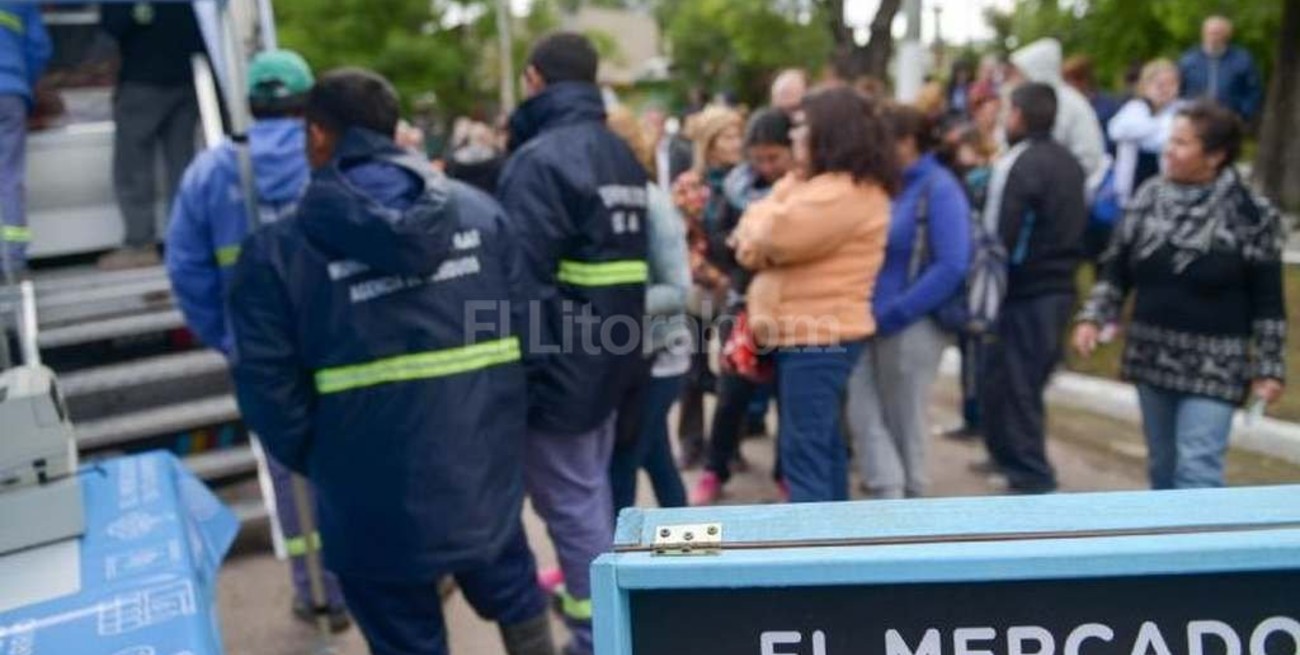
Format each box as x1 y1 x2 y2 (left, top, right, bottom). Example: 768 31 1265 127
3 267 173 326
184 444 256 481
61 349 227 398
36 274 172 312
39 309 185 349
30 264 166 293
76 394 240 451
229 498 270 528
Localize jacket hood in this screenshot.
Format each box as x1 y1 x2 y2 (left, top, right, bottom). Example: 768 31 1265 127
903 152 942 184
299 128 456 277
507 81 606 152
223 118 309 204
1011 38 1063 85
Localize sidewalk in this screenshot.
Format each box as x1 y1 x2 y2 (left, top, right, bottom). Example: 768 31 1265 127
213 371 1300 655
211 394 1137 655
939 349 1300 467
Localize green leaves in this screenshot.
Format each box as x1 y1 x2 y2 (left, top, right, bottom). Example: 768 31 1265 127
274 0 561 117
661 0 831 106
987 0 1283 89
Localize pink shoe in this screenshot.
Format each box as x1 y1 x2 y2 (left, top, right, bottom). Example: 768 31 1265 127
537 567 565 596
775 478 790 503
690 471 722 506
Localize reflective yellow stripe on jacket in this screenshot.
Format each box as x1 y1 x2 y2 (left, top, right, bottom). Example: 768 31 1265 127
315 337 521 394
285 531 323 557
2 225 30 243
0 11 24 35
556 259 647 287
216 245 241 267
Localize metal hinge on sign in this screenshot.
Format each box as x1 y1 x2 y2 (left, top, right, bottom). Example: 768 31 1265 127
652 523 722 556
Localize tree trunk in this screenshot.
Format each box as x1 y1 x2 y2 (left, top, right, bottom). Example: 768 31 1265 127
824 0 902 82
860 0 902 81
1255 0 1300 212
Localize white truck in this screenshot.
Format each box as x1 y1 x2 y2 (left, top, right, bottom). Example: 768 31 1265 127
6 0 277 524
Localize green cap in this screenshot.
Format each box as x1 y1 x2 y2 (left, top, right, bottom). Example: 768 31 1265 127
247 50 314 106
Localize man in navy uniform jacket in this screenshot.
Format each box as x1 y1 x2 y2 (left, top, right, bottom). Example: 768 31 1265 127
229 68 554 655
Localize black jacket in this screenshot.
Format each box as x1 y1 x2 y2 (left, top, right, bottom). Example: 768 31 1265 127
101 3 204 86
499 82 649 434
994 133 1087 300
230 129 529 582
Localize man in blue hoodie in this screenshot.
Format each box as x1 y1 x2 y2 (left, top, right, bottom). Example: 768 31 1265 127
165 49 352 632
230 67 554 655
0 3 50 276
498 32 648 655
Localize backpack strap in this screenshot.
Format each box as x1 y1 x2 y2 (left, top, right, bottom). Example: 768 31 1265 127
907 176 934 283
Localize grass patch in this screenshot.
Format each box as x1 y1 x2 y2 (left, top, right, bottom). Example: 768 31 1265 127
1066 266 1300 421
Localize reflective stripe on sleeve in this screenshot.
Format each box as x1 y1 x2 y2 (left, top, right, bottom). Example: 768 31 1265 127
216 244 241 267
0 11 24 35
2 225 31 243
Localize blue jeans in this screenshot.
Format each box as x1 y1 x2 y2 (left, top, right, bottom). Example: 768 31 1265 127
1136 385 1236 489
776 341 865 503
0 94 27 273
610 374 687 515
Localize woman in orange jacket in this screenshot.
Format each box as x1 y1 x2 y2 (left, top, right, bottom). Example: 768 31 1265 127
731 85 898 502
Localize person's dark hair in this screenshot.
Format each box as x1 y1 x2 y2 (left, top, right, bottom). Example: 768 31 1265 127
1010 83 1057 135
527 32 598 84
1178 100 1243 170
251 103 305 121
950 58 976 81
745 107 792 148
885 103 939 153
801 85 900 194
1123 60 1144 89
947 58 976 97
305 68 400 136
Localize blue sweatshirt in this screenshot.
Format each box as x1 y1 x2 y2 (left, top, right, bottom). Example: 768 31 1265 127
165 119 308 355
872 153 971 337
0 4 51 101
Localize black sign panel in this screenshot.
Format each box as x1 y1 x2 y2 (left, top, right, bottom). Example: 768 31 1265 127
629 570 1300 655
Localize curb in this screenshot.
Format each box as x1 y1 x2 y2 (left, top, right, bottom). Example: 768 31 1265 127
938 349 1300 466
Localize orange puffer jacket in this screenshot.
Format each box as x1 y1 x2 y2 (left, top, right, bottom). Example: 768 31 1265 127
733 172 890 348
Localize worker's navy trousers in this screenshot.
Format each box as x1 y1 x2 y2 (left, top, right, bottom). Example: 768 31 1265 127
337 524 546 655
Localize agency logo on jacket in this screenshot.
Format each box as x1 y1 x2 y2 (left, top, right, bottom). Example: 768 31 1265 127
230 128 530 581
499 81 650 434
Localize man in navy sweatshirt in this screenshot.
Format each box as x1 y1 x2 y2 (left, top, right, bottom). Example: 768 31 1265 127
979 83 1087 494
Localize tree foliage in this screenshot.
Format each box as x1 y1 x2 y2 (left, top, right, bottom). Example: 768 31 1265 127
276 0 471 114
658 0 832 106
275 0 560 119
984 0 1283 91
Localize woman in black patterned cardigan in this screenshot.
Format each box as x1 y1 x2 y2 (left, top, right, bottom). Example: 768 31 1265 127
1073 101 1287 490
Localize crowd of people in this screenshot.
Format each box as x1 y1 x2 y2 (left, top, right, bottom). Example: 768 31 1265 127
0 4 1289 654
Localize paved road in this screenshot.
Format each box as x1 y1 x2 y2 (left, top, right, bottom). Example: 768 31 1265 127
214 378 1299 655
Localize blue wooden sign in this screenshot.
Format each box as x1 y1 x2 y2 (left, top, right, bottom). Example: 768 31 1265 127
592 486 1300 655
